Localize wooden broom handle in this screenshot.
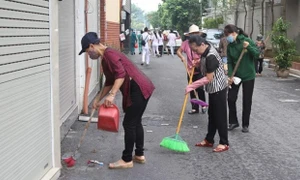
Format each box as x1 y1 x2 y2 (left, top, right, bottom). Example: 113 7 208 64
230 48 246 79
183 61 200 100
74 108 96 155
176 67 195 134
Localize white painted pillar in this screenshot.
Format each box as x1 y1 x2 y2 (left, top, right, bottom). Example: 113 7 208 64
75 0 87 113
42 0 61 179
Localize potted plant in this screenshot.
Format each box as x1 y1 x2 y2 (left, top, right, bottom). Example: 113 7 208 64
270 17 296 78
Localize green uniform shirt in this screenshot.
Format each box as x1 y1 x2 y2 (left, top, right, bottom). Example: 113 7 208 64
227 34 259 81
138 34 143 44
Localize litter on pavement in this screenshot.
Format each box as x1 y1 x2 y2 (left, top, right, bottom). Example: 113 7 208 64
87 160 104 167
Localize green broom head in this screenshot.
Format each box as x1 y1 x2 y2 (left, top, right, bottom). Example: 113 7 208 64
160 134 190 152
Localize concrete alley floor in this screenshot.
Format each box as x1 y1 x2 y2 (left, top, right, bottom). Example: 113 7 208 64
59 51 300 180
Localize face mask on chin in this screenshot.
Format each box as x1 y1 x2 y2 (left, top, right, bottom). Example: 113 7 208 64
88 49 100 59
226 35 234 43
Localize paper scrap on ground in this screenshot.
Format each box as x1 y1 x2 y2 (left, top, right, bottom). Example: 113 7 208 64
161 123 169 126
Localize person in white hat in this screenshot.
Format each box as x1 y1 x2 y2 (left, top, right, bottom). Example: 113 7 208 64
177 24 207 114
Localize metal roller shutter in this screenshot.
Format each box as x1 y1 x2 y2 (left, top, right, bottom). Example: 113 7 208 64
58 0 76 122
0 0 52 179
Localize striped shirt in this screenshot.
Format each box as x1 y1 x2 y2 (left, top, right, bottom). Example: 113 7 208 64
200 45 227 94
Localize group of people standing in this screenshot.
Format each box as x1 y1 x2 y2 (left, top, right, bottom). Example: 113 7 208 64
180 24 260 152
219 31 266 76
130 27 178 66
77 21 262 169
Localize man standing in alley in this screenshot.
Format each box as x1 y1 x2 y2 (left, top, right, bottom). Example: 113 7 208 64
177 24 207 114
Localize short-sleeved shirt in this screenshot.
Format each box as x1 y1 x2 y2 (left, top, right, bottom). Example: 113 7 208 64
152 34 159 46
102 48 155 111
142 32 151 48
180 40 200 68
167 33 176 46
200 45 227 94
157 33 164 46
137 34 143 43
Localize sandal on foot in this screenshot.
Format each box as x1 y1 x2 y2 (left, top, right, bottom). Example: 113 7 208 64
195 140 213 147
108 160 133 169
133 155 146 164
188 109 199 114
213 145 229 152
201 107 208 114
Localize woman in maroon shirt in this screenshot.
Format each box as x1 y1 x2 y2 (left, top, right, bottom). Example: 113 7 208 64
79 32 155 169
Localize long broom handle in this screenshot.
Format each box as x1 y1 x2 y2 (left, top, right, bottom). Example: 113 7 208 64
73 108 96 156
183 61 200 100
176 67 195 134
230 48 246 79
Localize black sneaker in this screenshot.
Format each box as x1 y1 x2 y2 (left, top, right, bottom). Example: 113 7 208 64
242 126 249 133
228 124 239 131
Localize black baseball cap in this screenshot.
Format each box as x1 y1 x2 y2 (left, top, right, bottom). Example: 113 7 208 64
78 32 100 55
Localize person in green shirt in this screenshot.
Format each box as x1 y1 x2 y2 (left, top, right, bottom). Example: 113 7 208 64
130 30 137 55
137 30 143 54
224 24 259 133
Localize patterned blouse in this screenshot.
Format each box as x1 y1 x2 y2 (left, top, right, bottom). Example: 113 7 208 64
200 45 227 94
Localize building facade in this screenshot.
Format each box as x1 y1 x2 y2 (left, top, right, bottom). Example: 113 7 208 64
0 0 122 179
100 0 122 49
220 0 300 51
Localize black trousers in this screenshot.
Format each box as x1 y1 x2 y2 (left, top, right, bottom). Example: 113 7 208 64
228 79 255 128
158 45 163 56
205 88 228 145
187 73 206 110
122 80 149 162
255 58 263 74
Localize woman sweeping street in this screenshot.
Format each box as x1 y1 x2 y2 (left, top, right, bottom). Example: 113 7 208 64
78 32 155 169
224 25 259 133
186 35 229 152
177 24 207 114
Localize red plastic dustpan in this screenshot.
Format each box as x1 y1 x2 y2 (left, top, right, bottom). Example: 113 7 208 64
98 104 119 132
